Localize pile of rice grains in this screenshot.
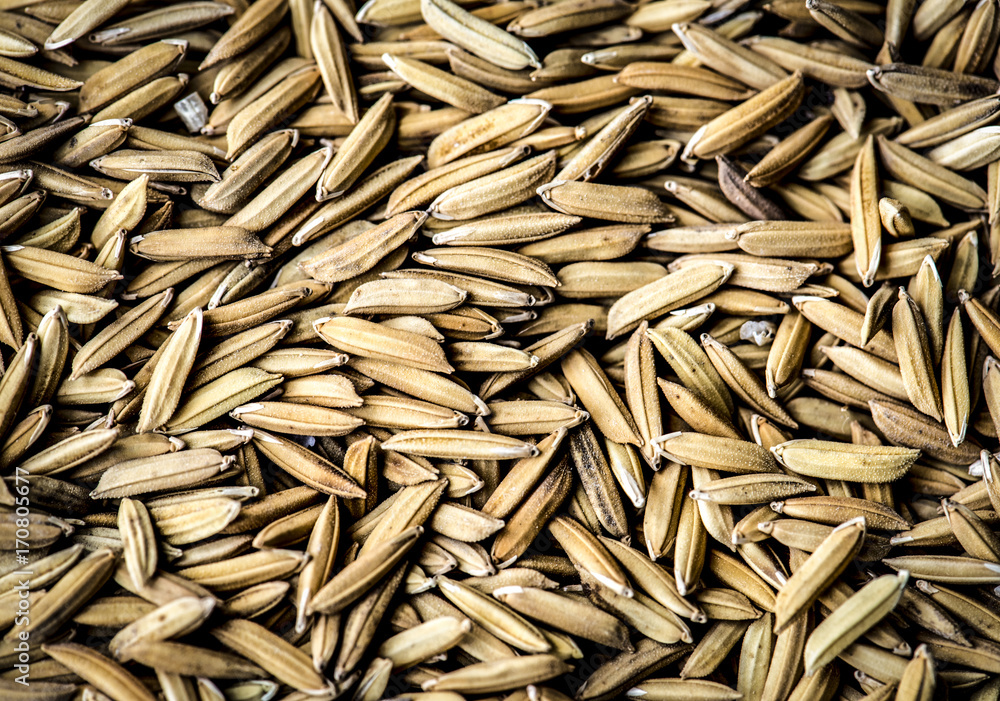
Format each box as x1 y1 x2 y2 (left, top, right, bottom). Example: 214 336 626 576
3 0 1000 699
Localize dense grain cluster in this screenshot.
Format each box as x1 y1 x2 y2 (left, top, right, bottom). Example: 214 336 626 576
3 0 1000 699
